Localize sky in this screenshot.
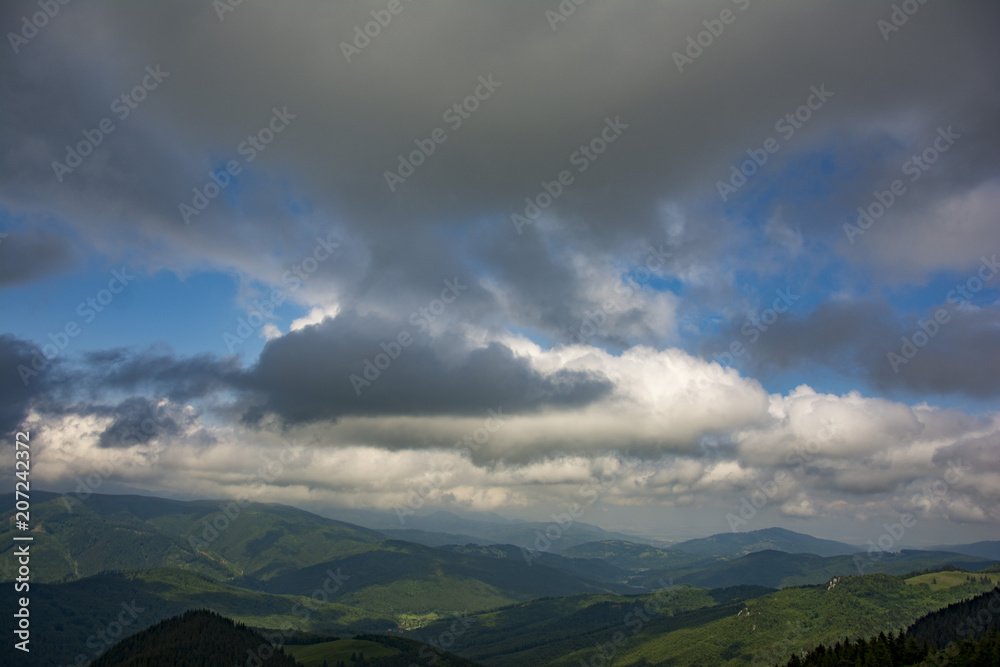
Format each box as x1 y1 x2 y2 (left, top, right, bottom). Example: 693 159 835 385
1 0 998 547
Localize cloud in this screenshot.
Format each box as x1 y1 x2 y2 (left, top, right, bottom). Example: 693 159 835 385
96 396 182 448
3 0 998 347
0 334 57 437
3 0 1000 543
81 345 243 401
20 370 1000 535
239 312 615 424
0 228 80 287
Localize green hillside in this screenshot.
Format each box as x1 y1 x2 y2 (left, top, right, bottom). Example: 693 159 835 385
0 491 385 584
409 573 1000 666
288 635 483 666
90 609 301 666
607 573 1000 667
440 542 630 583
563 539 718 571
0 492 639 624
2 566 395 665
263 539 634 615
779 585 1000 666
408 584 725 665
8 491 996 667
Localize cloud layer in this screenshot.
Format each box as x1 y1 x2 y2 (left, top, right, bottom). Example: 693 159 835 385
1 0 998 544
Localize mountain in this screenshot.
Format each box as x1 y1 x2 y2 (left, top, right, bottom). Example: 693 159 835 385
261 539 635 614
414 572 1000 666
379 528 497 547
90 609 301 666
778 584 1000 666
0 490 385 583
338 508 653 552
0 567 395 666
87 608 486 667
563 539 719 571
439 542 631 584
929 540 1000 561
672 526 861 558
406 583 724 665
632 549 996 590
1 491 636 621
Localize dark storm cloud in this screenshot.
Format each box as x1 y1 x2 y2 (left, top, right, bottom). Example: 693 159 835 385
83 346 243 402
473 224 591 342
0 322 612 435
3 0 998 339
0 228 79 287
714 300 1000 398
0 335 55 437
2 0 999 412
96 395 181 448
868 307 1000 398
709 301 898 371
240 310 614 424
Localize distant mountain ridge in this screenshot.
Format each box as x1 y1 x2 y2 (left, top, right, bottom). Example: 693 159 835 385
928 540 1000 560
672 526 861 558
327 507 653 552
0 491 635 615
661 549 995 589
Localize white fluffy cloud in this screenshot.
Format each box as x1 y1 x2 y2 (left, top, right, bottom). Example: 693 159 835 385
24 341 1000 542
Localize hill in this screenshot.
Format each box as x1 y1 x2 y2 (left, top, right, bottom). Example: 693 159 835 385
929 540 1000 561
0 492 634 620
411 572 1000 666
339 509 653 552
439 542 630 583
0 490 385 583
378 528 496 548
640 549 998 590
262 539 634 615
288 634 483 666
90 609 301 666
778 585 1000 666
608 573 999 667
0 567 395 666
563 539 718 572
673 526 860 558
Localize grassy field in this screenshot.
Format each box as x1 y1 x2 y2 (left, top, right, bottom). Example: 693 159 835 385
904 570 1000 590
604 574 1000 667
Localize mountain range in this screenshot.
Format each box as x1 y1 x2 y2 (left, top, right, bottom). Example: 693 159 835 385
2 490 997 666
